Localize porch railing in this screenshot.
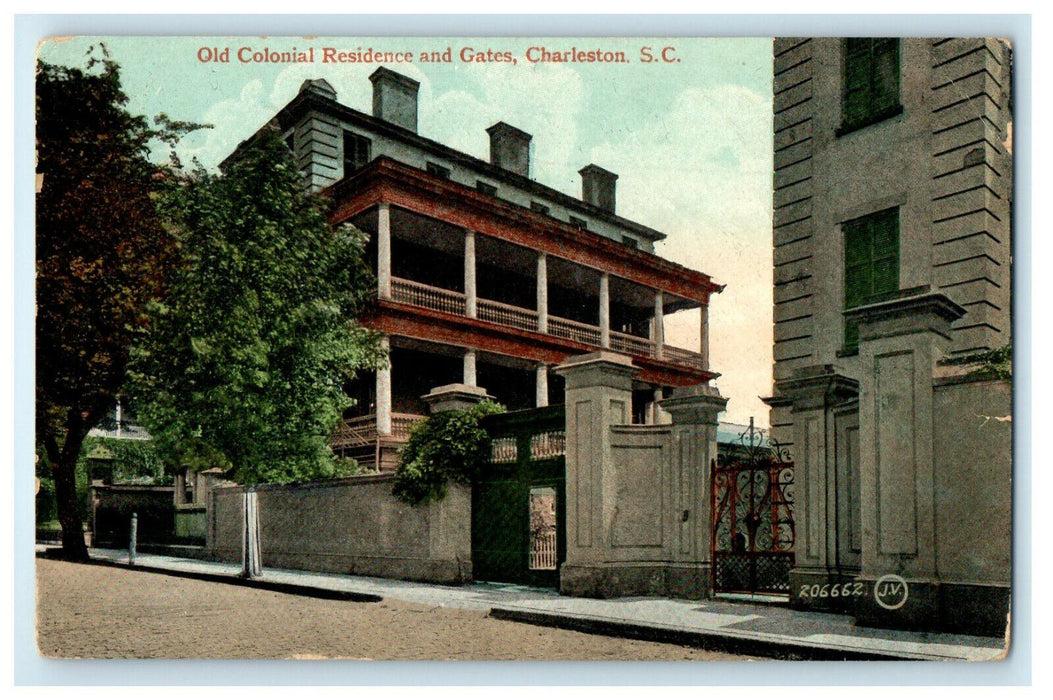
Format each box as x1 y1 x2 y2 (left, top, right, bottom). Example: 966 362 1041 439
331 412 426 449
610 330 656 357
391 277 466 316
478 297 538 332
663 345 708 371
547 315 602 346
386 276 706 371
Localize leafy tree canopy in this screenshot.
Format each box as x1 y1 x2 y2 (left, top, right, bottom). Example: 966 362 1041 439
393 401 505 505
130 129 385 486
36 47 200 560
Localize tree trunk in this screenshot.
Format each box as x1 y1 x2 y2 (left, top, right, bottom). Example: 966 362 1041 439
50 410 92 562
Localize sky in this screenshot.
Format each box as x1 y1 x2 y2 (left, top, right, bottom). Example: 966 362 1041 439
38 35 775 425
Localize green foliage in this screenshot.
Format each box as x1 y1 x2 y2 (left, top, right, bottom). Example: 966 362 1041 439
78 436 170 485
36 46 201 559
941 343 1012 381
393 401 505 505
130 129 385 486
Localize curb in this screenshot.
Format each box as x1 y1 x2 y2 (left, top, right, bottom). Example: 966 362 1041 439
488 607 925 661
36 550 383 604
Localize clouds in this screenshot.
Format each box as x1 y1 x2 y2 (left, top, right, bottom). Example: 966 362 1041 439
425 61 588 194
588 83 775 423
175 60 438 171
174 79 273 169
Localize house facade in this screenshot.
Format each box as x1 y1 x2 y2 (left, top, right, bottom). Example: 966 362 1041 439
765 38 1012 635
233 68 722 469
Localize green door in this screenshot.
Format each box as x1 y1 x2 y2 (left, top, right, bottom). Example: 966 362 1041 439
472 411 566 588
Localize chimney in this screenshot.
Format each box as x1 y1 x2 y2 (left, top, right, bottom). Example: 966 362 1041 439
369 67 420 133
486 122 532 178
298 78 337 100
579 164 618 213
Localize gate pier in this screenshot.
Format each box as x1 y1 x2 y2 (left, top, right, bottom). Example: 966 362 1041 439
555 352 726 600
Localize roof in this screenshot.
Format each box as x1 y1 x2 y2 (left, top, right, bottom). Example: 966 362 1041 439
233 86 671 243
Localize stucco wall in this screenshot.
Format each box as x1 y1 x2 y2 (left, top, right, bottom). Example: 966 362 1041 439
208 474 472 584
932 376 1012 585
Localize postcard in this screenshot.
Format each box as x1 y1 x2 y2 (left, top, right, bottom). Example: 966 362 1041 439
32 33 1014 667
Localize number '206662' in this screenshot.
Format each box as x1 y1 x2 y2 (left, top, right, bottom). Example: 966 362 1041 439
798 582 865 599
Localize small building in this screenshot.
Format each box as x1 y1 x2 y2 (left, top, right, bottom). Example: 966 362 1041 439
764 38 1012 635
228 69 723 470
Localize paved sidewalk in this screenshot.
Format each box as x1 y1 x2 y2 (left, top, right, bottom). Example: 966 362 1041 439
45 546 1007 662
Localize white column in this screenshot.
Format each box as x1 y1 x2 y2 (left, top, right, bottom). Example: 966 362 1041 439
699 302 710 371
463 348 477 387
536 363 549 407
378 202 392 299
376 336 392 436
653 291 665 360
465 229 477 318
599 272 610 348
537 252 548 333
651 387 664 425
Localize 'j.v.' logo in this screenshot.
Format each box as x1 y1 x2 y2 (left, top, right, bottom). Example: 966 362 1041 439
873 574 909 610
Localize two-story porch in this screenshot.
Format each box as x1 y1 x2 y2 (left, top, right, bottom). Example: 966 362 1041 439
329 158 722 469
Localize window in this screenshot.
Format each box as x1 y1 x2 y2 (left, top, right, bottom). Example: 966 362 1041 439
343 131 371 174
426 161 450 179
838 38 901 135
569 216 588 230
843 207 899 350
530 201 550 215
476 181 497 196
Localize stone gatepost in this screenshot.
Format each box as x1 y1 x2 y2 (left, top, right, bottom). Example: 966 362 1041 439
555 351 726 600
659 383 728 598
554 351 637 596
421 383 494 414
845 291 965 630
773 365 859 612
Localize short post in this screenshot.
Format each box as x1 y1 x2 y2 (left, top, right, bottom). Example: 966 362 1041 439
128 512 138 566
241 489 263 579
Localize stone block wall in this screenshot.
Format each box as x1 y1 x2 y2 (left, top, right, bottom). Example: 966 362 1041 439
207 473 472 584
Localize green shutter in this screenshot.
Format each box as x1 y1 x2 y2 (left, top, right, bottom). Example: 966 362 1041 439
841 38 901 132
843 207 900 350
871 39 900 114
843 39 871 127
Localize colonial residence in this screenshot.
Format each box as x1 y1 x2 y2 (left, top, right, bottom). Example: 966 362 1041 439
225 68 724 470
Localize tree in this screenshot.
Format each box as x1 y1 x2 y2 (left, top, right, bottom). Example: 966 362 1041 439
392 401 505 505
130 129 384 486
35 49 192 561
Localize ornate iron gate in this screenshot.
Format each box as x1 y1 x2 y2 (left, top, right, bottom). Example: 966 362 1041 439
710 423 795 595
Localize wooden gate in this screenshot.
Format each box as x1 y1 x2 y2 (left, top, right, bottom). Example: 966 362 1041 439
710 423 795 595
472 406 566 588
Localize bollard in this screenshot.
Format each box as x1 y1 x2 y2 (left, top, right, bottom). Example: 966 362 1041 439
129 512 138 565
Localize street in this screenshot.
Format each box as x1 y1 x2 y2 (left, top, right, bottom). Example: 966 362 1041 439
35 558 753 661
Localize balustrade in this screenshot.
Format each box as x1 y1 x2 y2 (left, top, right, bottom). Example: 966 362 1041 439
387 275 706 371
331 413 425 449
